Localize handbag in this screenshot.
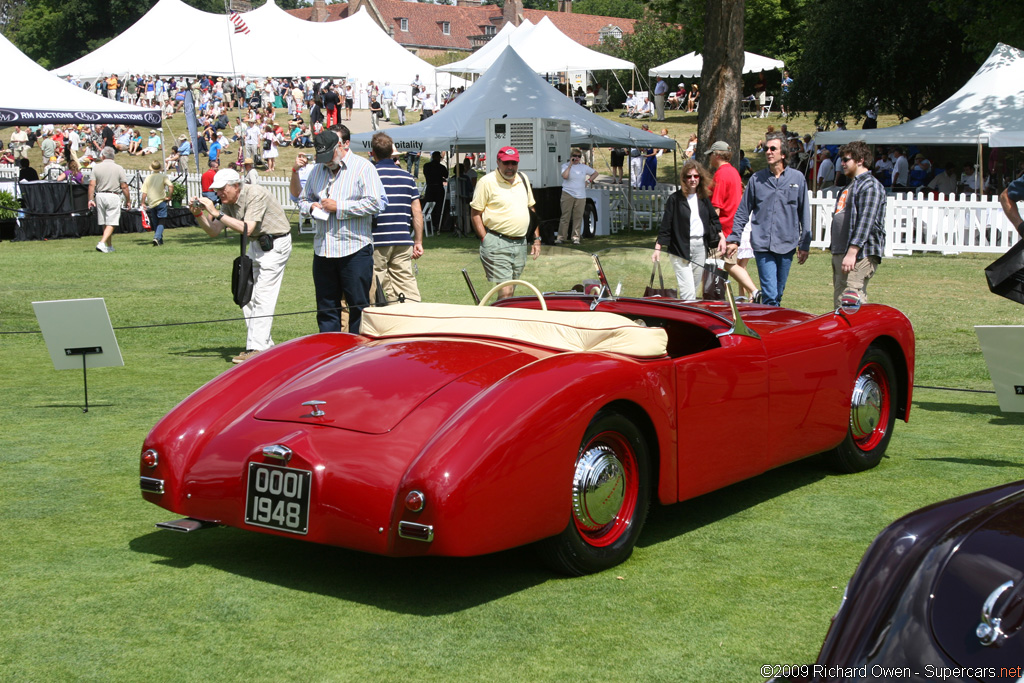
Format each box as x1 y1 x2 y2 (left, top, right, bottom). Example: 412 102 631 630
231 223 254 307
139 207 152 231
644 260 677 298
701 258 728 300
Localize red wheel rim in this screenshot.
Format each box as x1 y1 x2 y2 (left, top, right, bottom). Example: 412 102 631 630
573 431 639 548
852 361 891 452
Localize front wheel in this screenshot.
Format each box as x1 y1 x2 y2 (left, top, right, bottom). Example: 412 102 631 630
537 410 651 575
828 345 898 473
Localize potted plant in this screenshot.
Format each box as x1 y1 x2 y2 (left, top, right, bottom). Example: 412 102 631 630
0 189 19 241
170 182 187 208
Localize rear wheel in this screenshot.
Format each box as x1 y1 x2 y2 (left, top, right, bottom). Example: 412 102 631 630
538 410 651 575
829 345 898 473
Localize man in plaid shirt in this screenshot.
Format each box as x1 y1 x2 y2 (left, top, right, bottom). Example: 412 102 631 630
830 141 886 307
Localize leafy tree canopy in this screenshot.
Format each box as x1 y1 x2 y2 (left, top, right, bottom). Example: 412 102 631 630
793 0 978 125
571 0 645 20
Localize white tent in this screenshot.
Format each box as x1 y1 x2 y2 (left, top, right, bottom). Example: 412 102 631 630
54 0 460 91
351 47 672 153
437 17 633 75
815 43 1024 148
649 51 784 78
0 31 161 127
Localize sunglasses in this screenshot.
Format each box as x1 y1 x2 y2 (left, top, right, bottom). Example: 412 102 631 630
841 156 854 163
684 174 700 179
571 156 581 159
766 146 782 152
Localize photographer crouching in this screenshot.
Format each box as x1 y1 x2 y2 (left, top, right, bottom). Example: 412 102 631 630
191 169 292 364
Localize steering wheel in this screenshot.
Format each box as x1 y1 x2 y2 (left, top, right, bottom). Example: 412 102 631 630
477 279 547 310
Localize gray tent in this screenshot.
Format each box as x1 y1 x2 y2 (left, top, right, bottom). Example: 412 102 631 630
351 47 674 154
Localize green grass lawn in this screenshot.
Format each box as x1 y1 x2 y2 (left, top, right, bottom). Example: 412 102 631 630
2 190 1023 678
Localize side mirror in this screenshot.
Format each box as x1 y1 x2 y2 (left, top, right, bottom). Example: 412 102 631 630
837 290 862 317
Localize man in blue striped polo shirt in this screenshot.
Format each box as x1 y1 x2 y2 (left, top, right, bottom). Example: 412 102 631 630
369 132 423 303
293 125 387 333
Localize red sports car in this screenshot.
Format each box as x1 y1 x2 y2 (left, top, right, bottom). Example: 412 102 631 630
139 247 915 575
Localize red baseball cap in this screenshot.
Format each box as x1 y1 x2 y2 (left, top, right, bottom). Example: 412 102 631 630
497 146 520 162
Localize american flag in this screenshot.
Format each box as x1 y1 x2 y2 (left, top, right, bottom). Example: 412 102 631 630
229 11 250 35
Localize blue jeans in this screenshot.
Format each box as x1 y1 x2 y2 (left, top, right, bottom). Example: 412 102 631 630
148 201 168 241
754 250 795 306
313 246 373 334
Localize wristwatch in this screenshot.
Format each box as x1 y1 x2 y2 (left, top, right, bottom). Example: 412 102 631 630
216 212 224 222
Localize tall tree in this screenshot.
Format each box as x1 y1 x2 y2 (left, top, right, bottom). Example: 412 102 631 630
696 0 743 162
794 0 977 125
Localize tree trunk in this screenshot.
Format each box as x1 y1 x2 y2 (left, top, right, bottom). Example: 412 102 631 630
697 0 745 166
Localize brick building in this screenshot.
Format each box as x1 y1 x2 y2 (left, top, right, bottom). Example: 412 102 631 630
287 0 636 59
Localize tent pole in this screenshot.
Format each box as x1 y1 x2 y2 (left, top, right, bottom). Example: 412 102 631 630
977 140 983 197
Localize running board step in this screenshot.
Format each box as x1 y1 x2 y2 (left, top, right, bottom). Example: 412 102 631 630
156 518 219 533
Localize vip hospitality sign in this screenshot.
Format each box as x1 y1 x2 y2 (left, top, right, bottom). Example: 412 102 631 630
354 138 424 151
0 108 163 126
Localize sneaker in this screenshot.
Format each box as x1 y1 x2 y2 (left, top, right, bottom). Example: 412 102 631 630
95 242 108 253
572 238 580 245
751 289 762 304
554 238 564 244
152 238 160 246
231 349 261 364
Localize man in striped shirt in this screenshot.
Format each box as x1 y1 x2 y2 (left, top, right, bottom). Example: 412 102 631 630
369 132 423 303
293 126 387 333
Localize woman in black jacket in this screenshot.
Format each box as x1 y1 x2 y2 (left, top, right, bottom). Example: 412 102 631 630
653 159 724 299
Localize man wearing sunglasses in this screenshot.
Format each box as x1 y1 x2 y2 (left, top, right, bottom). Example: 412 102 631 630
470 146 539 300
830 141 885 308
727 132 810 307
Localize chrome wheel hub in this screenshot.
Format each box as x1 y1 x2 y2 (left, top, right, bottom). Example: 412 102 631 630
572 445 625 529
850 374 882 439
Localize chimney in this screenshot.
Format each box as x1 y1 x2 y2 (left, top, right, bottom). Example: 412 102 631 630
559 0 573 12
311 0 328 23
503 0 522 26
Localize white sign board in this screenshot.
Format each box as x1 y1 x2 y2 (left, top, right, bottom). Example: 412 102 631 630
33 298 124 370
975 325 1024 413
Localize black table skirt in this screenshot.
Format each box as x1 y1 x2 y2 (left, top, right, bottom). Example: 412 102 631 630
14 206 196 241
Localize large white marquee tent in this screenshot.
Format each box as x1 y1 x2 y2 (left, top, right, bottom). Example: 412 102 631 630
815 42 1024 148
0 32 160 126
649 51 784 78
437 17 633 75
54 0 459 91
351 47 672 153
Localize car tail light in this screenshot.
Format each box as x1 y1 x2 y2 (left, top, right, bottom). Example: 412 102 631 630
405 490 425 512
141 449 159 469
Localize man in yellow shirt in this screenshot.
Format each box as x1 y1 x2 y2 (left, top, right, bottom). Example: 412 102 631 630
470 146 539 300
141 159 173 246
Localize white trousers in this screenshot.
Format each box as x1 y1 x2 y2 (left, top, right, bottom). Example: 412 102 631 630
244 233 292 351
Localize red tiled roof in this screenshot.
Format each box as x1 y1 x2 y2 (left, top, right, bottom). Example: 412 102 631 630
285 2 635 52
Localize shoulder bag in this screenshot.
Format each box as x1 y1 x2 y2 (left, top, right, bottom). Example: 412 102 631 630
231 221 254 307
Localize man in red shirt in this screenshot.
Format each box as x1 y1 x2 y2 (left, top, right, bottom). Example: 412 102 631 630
201 158 220 202
707 141 759 300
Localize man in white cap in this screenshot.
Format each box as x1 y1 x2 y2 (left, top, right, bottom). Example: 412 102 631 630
470 145 539 300
192 167 293 363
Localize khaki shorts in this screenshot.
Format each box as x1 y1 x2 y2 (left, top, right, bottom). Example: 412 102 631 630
95 193 122 226
479 231 527 283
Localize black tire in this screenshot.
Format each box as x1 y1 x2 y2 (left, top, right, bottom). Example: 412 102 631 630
582 199 597 239
828 344 898 473
537 410 651 575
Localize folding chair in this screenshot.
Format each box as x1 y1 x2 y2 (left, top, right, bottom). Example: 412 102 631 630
594 93 609 112
423 201 436 236
760 95 774 118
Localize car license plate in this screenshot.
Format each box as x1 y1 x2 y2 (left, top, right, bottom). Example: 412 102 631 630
245 462 311 535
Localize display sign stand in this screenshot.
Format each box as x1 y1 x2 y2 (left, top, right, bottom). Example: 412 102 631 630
32 299 124 413
975 325 1024 413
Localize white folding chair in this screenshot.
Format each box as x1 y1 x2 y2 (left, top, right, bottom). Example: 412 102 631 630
423 201 436 236
760 95 774 118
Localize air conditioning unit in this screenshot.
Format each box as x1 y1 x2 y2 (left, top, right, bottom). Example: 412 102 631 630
485 118 571 188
